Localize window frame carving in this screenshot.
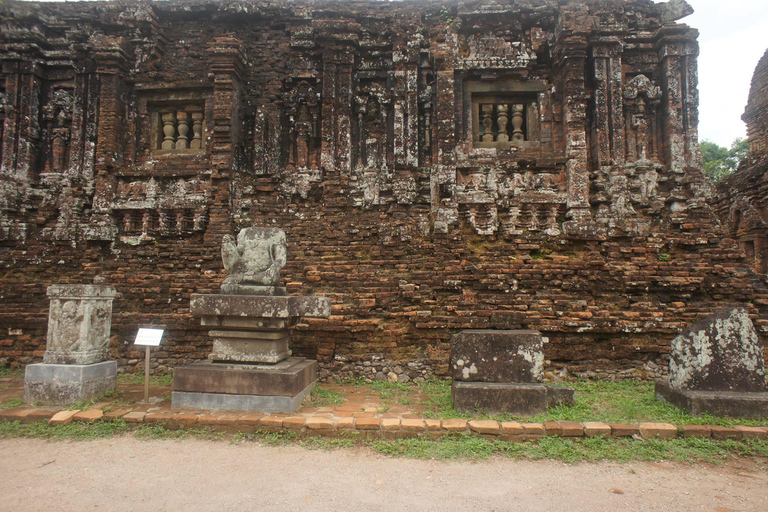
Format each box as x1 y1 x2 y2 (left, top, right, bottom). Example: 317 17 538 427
464 79 546 150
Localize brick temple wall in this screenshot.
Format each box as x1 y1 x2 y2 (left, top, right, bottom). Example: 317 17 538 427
714 48 768 286
0 0 766 379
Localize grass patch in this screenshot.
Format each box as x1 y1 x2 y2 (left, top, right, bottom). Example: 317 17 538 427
133 424 225 441
303 386 346 408
117 372 174 387
0 364 24 379
0 419 131 440
414 378 767 426
0 398 24 410
370 433 768 463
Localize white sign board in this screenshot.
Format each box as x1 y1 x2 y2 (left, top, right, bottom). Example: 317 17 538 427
134 328 164 347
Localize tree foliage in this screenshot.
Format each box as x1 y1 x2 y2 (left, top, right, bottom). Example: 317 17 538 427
701 138 749 182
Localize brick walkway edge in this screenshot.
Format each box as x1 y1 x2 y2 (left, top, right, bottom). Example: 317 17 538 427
2 406 767 442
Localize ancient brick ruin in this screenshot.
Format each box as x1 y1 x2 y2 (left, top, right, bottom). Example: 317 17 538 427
0 0 766 381
715 48 768 282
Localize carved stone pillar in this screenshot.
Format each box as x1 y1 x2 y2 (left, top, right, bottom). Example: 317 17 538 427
556 36 595 237
657 27 701 173
207 36 245 175
0 60 42 181
591 39 625 167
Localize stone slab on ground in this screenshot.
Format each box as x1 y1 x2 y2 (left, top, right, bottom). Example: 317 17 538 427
655 379 768 419
452 381 574 416
171 380 314 413
668 307 765 392
545 385 576 407
173 358 316 396
23 361 117 406
450 330 544 383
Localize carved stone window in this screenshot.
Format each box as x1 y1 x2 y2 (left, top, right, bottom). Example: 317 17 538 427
150 106 205 154
464 80 545 149
472 98 537 146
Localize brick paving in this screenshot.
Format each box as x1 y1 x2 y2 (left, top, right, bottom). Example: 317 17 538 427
1 380 768 442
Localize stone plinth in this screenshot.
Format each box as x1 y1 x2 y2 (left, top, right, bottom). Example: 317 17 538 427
173 228 330 413
25 284 117 406
24 361 117 406
450 329 544 382
44 284 117 365
450 329 574 415
656 380 768 420
172 358 316 413
191 293 330 364
655 308 768 418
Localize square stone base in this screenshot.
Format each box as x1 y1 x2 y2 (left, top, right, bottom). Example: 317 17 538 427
655 380 768 419
24 361 117 406
452 381 575 416
171 357 317 413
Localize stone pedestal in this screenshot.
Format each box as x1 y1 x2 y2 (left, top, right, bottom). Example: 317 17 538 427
171 292 330 413
24 284 117 406
450 330 574 415
655 307 768 418
24 361 117 406
172 358 316 412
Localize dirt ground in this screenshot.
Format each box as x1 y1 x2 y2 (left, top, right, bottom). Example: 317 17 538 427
1 438 767 512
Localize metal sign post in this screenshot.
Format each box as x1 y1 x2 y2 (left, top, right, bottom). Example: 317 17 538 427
133 328 164 404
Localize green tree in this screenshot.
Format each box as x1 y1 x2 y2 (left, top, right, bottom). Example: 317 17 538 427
701 137 749 182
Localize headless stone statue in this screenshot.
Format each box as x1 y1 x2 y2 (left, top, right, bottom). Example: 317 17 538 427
221 227 287 296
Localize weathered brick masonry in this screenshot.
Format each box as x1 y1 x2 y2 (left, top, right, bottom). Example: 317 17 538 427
0 0 766 380
715 48 768 284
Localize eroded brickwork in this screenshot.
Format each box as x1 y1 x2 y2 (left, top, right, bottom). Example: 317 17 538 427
0 0 766 379
715 48 768 283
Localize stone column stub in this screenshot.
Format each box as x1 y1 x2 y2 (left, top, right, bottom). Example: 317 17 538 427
43 284 117 365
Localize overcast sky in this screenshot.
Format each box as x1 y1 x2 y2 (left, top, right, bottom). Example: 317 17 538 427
15 0 768 148
686 0 768 147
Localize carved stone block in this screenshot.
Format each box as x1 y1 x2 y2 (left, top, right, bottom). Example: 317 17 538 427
43 284 117 365
668 307 765 392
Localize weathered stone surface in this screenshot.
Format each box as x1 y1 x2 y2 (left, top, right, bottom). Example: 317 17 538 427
171 384 313 414
655 380 768 419
173 358 316 397
221 228 287 295
191 294 331 319
23 361 117 406
450 330 544 383
546 385 576 408
209 333 291 364
43 285 116 365
452 382 548 416
668 308 765 392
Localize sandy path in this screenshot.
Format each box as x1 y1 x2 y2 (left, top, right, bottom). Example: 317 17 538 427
1 437 766 511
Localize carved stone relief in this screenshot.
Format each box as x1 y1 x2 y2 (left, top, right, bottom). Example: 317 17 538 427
623 74 661 164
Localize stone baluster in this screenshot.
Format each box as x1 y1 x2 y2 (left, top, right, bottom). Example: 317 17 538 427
175 111 190 149
511 104 525 142
161 112 176 150
190 112 203 149
175 211 185 233
481 104 494 142
496 104 509 142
